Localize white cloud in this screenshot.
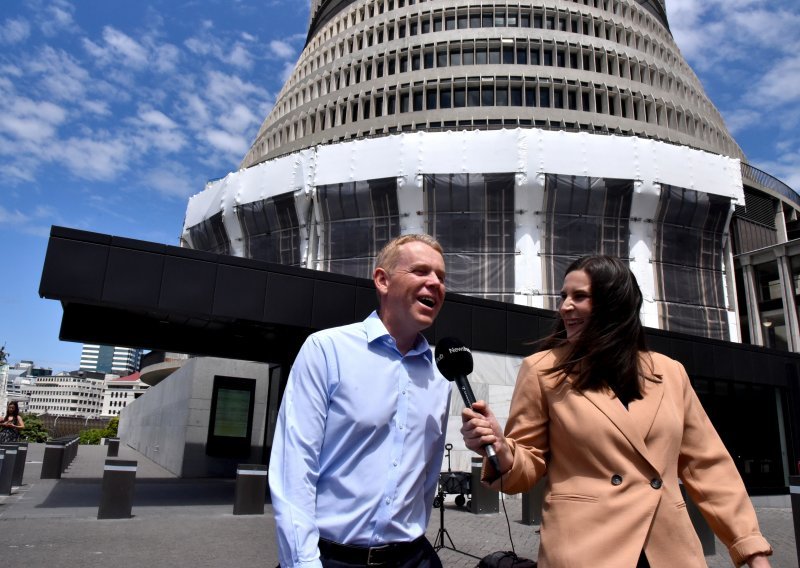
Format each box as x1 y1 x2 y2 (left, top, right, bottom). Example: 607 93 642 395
751 54 800 105
228 43 253 68
142 163 196 198
100 26 149 67
139 108 178 130
0 17 31 44
0 204 60 237
204 129 249 155
57 136 130 181
0 96 67 143
40 0 77 37
28 46 91 102
269 39 295 59
218 104 258 133
280 61 295 83
153 43 181 73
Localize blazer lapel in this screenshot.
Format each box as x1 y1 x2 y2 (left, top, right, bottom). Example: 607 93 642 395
581 369 664 468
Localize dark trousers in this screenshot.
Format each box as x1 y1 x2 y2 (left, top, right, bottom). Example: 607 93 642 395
319 537 442 568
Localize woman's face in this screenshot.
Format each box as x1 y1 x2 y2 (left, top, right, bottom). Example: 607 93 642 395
559 269 593 342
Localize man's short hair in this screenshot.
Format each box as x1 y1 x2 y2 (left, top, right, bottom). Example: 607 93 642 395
374 234 443 274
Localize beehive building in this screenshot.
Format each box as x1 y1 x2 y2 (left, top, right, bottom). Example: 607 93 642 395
171 0 800 487
182 0 799 347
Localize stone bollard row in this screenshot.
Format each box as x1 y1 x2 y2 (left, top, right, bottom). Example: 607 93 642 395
41 436 80 479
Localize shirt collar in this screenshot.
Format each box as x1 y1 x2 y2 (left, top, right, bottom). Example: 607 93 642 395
365 311 433 361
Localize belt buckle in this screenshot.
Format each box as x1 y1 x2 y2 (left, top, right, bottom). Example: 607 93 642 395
366 544 390 566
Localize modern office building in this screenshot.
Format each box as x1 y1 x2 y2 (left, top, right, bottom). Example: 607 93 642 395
80 343 142 376
24 370 106 418
171 0 800 489
102 371 149 418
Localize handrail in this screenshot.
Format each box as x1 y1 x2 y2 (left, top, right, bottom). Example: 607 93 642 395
741 163 800 208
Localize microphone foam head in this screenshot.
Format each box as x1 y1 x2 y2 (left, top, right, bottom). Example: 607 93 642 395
435 337 473 380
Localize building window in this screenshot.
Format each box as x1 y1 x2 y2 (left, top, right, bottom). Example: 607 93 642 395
317 178 401 278
236 193 303 265
186 212 231 255
424 173 516 301
652 185 732 340
542 175 634 307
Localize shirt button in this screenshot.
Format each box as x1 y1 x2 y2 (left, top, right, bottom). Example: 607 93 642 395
399 425 404 430
385 497 391 505
393 460 398 467
650 478 663 489
611 474 623 486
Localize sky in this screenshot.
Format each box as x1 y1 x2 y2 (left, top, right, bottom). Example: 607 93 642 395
1 0 799 372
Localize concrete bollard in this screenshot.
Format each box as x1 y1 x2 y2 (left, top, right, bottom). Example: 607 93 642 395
233 464 268 515
98 459 137 519
470 457 499 514
66 437 79 466
521 477 546 525
0 449 11 495
107 438 120 457
791 476 799 568
11 443 27 486
0 445 17 494
41 441 66 479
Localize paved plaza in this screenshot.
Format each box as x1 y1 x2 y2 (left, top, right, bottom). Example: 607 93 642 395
0 444 795 567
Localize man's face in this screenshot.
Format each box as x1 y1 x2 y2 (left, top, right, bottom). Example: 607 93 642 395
375 241 446 342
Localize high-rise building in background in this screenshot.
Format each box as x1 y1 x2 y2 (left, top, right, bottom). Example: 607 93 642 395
80 344 142 376
181 0 800 351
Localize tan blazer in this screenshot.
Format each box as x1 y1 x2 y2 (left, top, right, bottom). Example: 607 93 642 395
484 349 772 567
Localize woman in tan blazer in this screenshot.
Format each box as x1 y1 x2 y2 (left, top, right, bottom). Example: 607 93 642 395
461 255 772 567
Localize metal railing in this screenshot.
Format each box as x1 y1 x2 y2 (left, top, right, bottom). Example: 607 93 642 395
741 163 800 208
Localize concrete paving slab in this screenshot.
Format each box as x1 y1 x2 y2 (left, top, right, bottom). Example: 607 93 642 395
0 444 795 567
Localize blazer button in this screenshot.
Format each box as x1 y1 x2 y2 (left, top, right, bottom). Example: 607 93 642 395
650 478 663 489
611 474 623 486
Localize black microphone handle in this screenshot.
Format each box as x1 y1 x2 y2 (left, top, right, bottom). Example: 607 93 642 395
454 376 501 473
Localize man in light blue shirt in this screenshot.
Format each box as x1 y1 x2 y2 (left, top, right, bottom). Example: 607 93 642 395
270 234 451 567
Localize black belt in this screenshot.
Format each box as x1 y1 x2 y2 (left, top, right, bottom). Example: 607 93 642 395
318 535 425 566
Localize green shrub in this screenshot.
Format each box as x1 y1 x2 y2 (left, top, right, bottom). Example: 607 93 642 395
19 413 48 443
78 416 120 445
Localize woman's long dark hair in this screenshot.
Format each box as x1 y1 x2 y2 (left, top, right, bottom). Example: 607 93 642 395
542 255 648 404
6 401 20 419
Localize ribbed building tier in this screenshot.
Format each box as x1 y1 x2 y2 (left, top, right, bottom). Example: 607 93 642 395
183 0 800 350
243 0 740 167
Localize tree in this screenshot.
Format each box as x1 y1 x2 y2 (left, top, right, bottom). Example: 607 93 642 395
0 343 8 365
19 413 49 443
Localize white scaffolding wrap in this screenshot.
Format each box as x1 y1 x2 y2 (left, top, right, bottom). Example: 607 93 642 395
183 128 744 341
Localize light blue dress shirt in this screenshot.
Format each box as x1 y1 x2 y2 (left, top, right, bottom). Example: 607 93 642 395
269 311 452 568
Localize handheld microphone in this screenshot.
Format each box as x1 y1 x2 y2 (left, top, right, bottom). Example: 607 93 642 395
435 337 501 473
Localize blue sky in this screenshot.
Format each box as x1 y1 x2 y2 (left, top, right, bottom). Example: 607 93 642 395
1 0 799 371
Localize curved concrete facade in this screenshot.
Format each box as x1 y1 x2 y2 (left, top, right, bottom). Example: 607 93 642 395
243 0 741 168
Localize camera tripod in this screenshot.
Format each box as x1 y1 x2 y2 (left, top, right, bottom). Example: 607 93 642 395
432 444 479 560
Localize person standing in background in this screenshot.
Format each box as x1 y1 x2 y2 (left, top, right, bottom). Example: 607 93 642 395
0 401 24 443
